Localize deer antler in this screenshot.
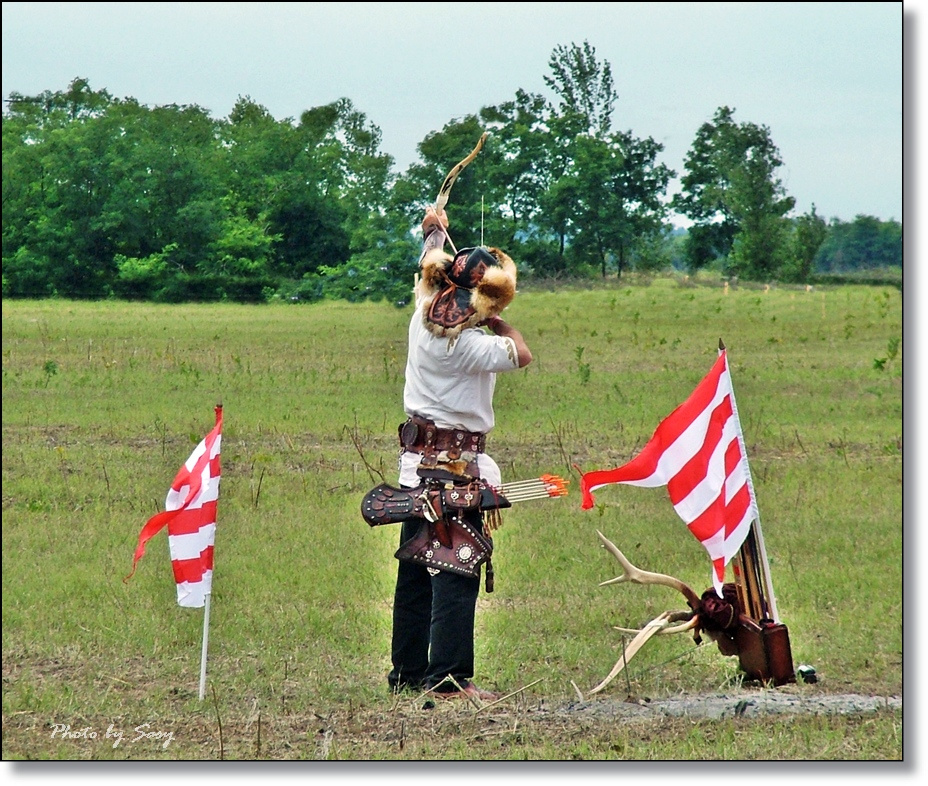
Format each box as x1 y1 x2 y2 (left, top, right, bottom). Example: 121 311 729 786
589 612 675 695
596 530 700 607
613 614 699 636
588 531 704 696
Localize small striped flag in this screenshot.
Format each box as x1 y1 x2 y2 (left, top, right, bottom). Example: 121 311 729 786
125 405 222 608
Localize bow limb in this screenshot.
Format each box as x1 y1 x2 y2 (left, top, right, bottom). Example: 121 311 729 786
434 132 488 213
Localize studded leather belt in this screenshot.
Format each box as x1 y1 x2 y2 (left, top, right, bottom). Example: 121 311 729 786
398 415 486 457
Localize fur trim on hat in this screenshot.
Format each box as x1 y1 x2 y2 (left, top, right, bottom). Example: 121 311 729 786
418 247 453 300
473 247 516 318
417 247 518 338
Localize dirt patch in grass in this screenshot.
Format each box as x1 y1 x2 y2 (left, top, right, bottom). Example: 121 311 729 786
556 688 902 721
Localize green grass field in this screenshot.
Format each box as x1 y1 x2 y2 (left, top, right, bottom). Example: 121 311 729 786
1 276 903 760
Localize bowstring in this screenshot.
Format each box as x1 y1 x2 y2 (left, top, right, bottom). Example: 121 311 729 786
481 196 485 247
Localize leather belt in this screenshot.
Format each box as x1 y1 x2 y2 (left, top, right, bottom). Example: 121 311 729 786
399 415 486 457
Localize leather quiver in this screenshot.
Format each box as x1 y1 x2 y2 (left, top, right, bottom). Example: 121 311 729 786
361 483 423 526
361 481 510 527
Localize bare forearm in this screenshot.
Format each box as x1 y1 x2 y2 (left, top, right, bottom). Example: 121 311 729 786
484 316 533 368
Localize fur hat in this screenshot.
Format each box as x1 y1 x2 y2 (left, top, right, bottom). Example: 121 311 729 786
417 246 517 338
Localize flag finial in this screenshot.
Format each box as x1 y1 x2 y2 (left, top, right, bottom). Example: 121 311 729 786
718 338 726 351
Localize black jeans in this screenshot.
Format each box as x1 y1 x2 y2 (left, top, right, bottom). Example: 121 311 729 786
388 516 482 693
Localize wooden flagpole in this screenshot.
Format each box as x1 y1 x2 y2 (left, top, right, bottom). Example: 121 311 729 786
744 512 780 622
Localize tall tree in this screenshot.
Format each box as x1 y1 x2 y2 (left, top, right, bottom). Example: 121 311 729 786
479 90 554 234
277 97 392 279
536 41 672 277
538 130 674 277
221 97 349 280
673 106 795 279
544 40 617 137
334 97 394 219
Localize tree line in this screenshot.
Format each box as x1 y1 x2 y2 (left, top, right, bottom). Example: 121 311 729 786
2 42 902 305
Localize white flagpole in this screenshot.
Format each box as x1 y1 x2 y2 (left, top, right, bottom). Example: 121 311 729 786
721 341 780 623
198 593 211 701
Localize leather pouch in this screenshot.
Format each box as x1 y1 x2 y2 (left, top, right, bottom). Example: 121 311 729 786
394 517 493 579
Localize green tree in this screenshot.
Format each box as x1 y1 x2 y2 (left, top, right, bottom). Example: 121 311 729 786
779 205 828 283
317 210 419 307
2 83 126 297
5 77 113 125
3 80 229 299
275 97 402 303
125 103 225 273
544 40 616 137
478 90 555 240
539 131 674 277
334 98 394 219
535 41 672 277
221 97 342 281
673 106 795 279
534 40 620 271
258 97 392 282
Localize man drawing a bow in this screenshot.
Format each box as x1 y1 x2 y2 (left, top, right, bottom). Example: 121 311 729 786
387 200 533 702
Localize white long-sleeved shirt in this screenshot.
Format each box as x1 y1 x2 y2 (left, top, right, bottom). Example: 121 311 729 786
399 303 519 488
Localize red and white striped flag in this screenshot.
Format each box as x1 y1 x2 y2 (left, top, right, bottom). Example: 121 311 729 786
580 350 757 595
125 405 222 608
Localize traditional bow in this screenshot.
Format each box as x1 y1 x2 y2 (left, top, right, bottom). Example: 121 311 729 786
434 132 488 213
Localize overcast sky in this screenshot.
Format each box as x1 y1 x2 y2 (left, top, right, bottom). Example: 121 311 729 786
2 1 908 227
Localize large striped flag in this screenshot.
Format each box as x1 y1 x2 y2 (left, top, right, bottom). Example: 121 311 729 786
125 405 222 608
580 350 757 596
